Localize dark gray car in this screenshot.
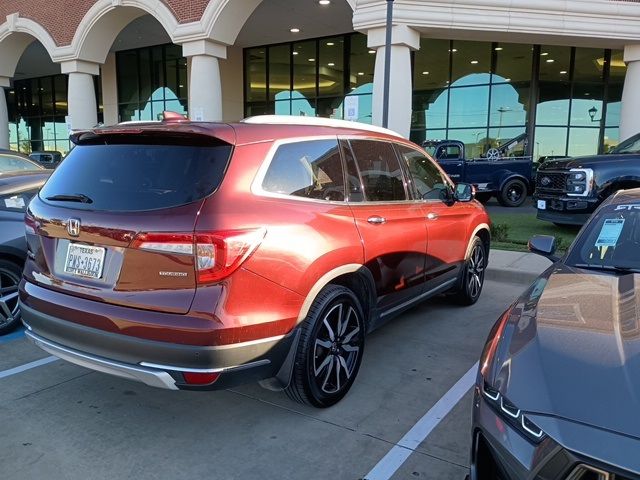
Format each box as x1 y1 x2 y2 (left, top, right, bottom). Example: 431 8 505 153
0 170 50 334
471 189 640 479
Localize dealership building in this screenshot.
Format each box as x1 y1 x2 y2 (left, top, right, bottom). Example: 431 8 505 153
1 0 640 160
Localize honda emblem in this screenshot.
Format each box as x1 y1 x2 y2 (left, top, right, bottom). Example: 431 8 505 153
67 218 81 237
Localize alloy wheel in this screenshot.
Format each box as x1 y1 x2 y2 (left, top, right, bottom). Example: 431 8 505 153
467 243 485 300
0 267 20 328
312 302 363 395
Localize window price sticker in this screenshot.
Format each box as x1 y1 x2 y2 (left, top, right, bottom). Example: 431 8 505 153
4 196 25 209
595 218 625 247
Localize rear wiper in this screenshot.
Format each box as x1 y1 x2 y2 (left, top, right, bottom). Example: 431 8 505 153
45 193 93 204
574 263 640 274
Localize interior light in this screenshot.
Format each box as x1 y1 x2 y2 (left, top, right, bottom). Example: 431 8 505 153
505 78 511 82
290 27 300 33
541 52 549 56
495 47 503 51
328 62 335 66
327 42 335 46
308 58 315 62
368 50 376 54
560 70 567 74
546 59 555 63
357 72 364 76
292 51 299 55
470 60 479 64
319 0 331 4
422 71 430 75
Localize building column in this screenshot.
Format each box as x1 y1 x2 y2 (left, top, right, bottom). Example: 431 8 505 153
0 77 9 149
182 40 226 122
60 60 100 130
620 45 640 142
101 53 119 126
368 25 420 138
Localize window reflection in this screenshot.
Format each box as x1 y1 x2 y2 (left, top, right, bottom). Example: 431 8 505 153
451 41 491 87
449 86 489 128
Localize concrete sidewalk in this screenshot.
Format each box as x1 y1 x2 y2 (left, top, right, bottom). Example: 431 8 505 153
486 249 553 286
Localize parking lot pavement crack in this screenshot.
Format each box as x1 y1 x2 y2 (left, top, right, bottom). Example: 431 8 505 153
228 388 357 432
16 371 94 400
360 433 469 470
228 389 469 471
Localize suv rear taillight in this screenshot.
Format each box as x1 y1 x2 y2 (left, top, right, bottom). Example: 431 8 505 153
131 228 266 284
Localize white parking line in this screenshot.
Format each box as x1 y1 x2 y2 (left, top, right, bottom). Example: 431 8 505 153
0 356 58 380
364 362 479 480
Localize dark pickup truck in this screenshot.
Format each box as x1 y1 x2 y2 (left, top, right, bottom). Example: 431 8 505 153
423 136 534 207
534 132 640 225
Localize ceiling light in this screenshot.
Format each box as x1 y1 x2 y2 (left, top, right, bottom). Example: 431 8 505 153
292 51 299 55
546 59 555 63
327 42 334 46
541 52 549 56
495 47 503 51
470 60 479 64
328 62 335 66
308 58 315 62
290 27 300 33
505 78 511 82
319 0 331 4
560 70 567 74
422 71 430 75
357 72 364 76
368 50 376 54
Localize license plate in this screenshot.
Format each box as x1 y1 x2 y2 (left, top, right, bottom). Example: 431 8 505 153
537 200 546 210
64 244 106 279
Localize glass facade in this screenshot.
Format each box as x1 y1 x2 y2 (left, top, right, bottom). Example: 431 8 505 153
5 74 102 155
412 40 624 160
244 33 375 123
245 36 625 161
116 43 188 122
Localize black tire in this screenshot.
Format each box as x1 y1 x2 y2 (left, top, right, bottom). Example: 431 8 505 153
498 179 527 207
451 237 486 306
285 285 365 408
0 259 23 335
475 193 492 204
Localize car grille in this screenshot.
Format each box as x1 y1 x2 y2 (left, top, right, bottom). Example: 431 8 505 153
536 171 568 193
566 464 636 480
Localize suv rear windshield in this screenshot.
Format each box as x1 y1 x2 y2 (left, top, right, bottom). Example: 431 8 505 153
566 202 640 272
39 142 232 211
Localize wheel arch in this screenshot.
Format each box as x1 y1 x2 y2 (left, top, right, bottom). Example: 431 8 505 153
498 173 530 193
296 264 375 328
466 223 491 261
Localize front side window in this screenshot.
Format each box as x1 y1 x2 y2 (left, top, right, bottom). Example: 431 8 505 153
612 133 640 155
397 146 450 201
349 140 407 202
566 202 640 271
262 139 346 201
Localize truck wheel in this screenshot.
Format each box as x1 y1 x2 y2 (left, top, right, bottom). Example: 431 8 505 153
498 179 527 207
475 193 492 204
285 285 365 408
0 259 22 336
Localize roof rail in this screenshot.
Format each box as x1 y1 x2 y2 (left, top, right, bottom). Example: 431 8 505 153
241 115 403 138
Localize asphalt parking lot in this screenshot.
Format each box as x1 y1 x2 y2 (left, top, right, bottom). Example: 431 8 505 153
0 278 527 480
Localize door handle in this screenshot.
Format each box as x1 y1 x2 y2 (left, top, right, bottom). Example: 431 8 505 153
367 216 386 225
426 212 439 220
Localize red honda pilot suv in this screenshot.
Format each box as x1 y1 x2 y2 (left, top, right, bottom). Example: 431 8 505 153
20 115 490 407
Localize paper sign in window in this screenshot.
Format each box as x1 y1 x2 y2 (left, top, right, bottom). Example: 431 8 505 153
4 196 25 209
595 218 625 248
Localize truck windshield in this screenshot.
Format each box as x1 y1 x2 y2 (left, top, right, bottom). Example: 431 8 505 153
566 203 640 272
611 133 640 155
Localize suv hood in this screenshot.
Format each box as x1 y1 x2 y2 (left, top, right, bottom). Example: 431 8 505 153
540 154 635 171
493 264 640 440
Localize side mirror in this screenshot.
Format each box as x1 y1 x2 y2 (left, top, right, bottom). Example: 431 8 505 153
528 235 559 262
455 183 475 202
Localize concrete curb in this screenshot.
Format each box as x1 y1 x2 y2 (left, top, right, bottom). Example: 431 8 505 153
485 267 540 286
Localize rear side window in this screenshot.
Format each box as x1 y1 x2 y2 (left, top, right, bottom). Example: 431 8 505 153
39 143 232 211
349 140 407 202
262 139 346 201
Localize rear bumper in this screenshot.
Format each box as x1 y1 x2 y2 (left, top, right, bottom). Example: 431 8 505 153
20 299 297 391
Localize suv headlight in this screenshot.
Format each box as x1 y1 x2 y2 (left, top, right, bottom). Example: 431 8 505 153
567 168 593 197
481 380 546 442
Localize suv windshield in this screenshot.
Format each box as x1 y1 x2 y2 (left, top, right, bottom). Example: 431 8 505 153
611 133 640 155
39 142 233 211
566 202 640 272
